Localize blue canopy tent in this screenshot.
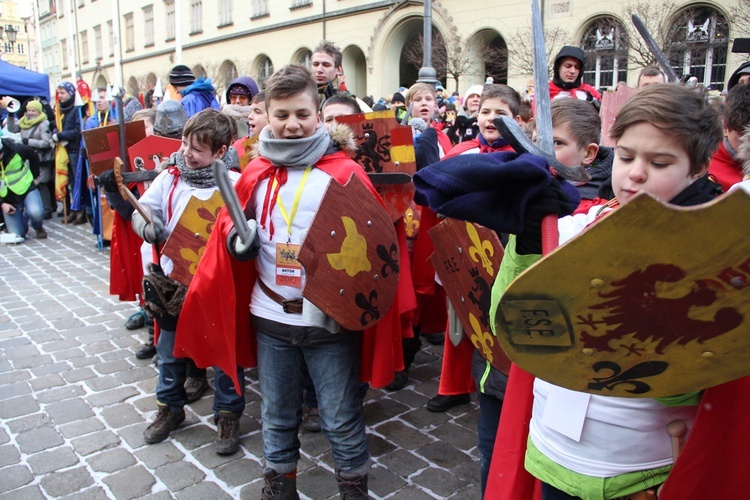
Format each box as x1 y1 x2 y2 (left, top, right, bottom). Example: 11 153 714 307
0 60 51 101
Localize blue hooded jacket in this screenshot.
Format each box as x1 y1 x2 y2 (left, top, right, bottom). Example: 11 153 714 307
180 77 220 117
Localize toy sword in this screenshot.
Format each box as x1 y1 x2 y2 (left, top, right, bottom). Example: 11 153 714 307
210 159 253 245
113 157 152 225
631 15 679 83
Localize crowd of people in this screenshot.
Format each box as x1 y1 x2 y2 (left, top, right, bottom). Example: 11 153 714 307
2 38 749 500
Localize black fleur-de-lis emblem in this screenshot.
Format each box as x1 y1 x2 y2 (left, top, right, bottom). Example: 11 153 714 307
587 360 669 395
356 290 380 326
377 243 399 277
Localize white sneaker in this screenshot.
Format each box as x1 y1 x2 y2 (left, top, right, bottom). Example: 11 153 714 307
1 233 25 244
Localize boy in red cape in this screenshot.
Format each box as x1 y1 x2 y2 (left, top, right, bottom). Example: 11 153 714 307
176 65 385 498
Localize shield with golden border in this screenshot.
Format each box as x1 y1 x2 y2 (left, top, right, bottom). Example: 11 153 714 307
297 173 399 331
82 121 147 176
161 191 224 286
494 190 750 398
429 219 511 374
336 110 416 222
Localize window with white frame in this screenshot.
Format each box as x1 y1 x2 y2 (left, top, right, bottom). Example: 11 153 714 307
257 56 273 85
581 16 629 90
143 5 154 46
291 0 311 8
666 6 729 90
124 13 134 51
81 30 89 63
190 0 202 34
107 20 114 56
17 43 25 55
252 0 268 18
61 39 68 68
219 0 232 26
94 25 102 60
165 0 175 41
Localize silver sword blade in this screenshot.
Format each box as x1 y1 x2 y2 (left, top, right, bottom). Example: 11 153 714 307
631 15 679 83
211 159 252 245
531 0 553 156
495 116 591 182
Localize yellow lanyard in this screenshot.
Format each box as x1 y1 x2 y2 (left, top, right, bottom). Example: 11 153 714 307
273 166 313 243
99 110 110 127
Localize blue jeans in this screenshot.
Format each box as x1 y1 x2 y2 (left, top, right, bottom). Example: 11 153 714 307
3 189 44 237
477 390 504 498
155 328 245 416
256 327 369 475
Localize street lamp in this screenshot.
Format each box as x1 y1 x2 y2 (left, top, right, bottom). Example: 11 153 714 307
0 24 19 60
416 0 438 85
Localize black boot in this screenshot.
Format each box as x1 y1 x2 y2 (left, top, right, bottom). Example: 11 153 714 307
261 469 299 500
135 325 156 360
336 471 369 499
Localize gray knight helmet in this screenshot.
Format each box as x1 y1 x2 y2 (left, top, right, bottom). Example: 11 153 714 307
154 100 188 139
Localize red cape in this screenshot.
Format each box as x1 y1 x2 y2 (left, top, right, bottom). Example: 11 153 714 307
175 152 413 391
109 212 145 302
708 141 743 193
548 81 601 101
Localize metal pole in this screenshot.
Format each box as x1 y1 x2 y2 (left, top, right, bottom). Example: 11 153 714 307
175 0 182 64
112 0 123 88
416 0 437 85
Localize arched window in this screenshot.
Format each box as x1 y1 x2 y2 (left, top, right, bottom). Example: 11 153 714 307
581 17 629 90
257 56 274 87
297 49 312 68
666 6 728 90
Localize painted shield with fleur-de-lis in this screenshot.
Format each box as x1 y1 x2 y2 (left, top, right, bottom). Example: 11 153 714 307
336 110 417 222
429 218 511 375
495 191 750 398
297 173 399 331
161 191 224 286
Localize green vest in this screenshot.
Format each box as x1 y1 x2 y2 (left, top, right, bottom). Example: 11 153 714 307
0 153 33 198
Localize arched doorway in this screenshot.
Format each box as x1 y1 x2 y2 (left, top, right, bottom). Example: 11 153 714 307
581 16 629 90
218 60 239 99
292 47 312 68
398 22 447 89
127 76 139 96
470 29 508 86
192 64 207 79
342 45 367 98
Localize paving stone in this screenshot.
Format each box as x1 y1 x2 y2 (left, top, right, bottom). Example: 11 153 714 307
0 394 39 419
0 444 20 468
58 486 112 500
368 464 408 497
70 356 99 368
214 457 263 488
132 490 173 500
29 373 66 391
87 447 138 473
114 366 158 385
35 384 86 404
85 341 117 356
401 406 452 430
26 329 61 343
367 432 398 458
175 481 234 500
58 417 106 438
134 441 185 469
416 440 474 471
376 448 429 478
100 403 143 428
51 347 87 362
296 465 340 499
42 339 81 353
372 420 432 451
171 424 216 450
92 359 134 376
16 425 65 454
6 412 50 433
46 397 95 424
4 343 40 360
0 380 30 400
39 466 94 497
0 484 45 500
86 385 139 406
0 370 31 385
118 422 150 450
70 429 121 456
155 460 206 492
27 446 80 474
62 367 98 383
430 421 480 452
84 374 121 391
0 428 7 445
30 361 71 377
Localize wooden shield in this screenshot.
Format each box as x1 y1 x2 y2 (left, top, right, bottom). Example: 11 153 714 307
599 86 635 147
495 190 750 398
82 121 147 176
429 219 511 374
297 174 399 331
128 135 182 195
161 191 224 286
337 110 417 222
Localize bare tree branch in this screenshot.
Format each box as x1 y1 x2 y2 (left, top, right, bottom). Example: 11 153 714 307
730 0 750 61
507 24 569 78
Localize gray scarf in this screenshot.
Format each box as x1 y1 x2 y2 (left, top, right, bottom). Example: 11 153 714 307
259 125 330 168
169 148 236 188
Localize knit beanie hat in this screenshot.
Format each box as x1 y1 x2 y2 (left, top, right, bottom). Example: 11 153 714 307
26 100 44 113
169 65 196 87
391 92 406 105
58 81 76 97
464 85 483 103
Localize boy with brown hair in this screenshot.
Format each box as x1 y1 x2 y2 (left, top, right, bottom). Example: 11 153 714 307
132 108 246 455
485 83 724 499
176 65 380 498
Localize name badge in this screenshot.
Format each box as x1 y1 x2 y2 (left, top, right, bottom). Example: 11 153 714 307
276 243 302 288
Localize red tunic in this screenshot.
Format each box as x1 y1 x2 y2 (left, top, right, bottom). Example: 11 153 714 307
708 141 743 193
175 151 412 390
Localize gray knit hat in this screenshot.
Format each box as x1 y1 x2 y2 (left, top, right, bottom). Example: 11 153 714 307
169 65 195 87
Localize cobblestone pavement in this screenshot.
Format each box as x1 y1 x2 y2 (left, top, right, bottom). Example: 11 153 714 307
0 218 481 499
